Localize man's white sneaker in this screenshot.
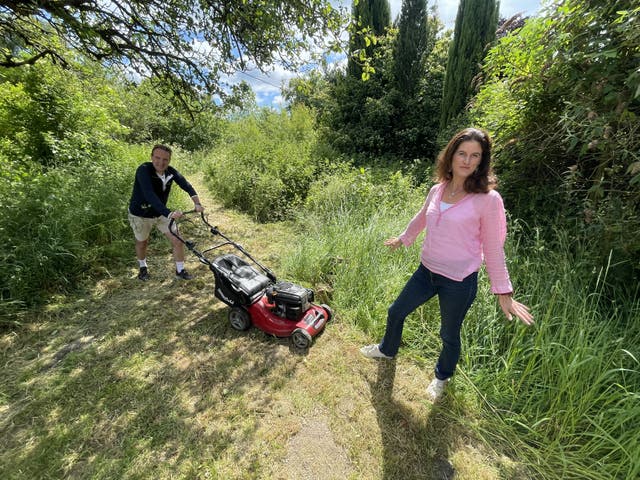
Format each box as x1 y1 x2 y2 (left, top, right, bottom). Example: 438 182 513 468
426 378 449 402
359 344 393 359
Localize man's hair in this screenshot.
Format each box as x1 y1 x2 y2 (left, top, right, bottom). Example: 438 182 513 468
151 144 172 156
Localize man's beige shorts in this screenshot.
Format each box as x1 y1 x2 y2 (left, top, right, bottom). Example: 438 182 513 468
128 212 171 241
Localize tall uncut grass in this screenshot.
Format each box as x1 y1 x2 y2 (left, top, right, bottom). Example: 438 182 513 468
281 167 640 480
463 228 640 480
0 143 161 323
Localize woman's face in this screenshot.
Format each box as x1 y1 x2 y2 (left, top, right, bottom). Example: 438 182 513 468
451 140 483 180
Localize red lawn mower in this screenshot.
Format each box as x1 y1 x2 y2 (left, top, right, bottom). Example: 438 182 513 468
169 212 333 349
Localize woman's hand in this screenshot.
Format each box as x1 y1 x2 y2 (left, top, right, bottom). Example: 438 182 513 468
498 294 534 326
384 237 403 251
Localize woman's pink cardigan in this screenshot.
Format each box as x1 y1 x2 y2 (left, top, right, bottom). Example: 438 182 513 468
398 182 513 294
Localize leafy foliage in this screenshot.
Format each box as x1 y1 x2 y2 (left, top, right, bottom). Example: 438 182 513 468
472 0 640 288
0 0 346 100
203 106 321 222
0 61 125 166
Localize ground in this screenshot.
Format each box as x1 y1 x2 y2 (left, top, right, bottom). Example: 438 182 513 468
0 175 528 479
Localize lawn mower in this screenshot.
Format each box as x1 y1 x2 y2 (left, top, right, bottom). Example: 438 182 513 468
169 211 332 349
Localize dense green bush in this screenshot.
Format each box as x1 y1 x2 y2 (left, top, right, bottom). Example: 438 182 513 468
0 62 126 167
471 1 640 290
0 60 167 322
203 105 322 222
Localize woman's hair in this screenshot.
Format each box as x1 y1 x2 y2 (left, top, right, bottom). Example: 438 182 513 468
434 127 497 193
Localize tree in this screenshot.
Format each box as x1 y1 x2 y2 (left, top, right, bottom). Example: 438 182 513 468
392 0 428 95
116 77 230 152
0 0 346 101
439 0 498 129
370 0 392 33
347 0 391 79
392 12 447 163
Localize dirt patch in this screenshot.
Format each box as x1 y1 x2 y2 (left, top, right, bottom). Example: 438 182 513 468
273 413 353 480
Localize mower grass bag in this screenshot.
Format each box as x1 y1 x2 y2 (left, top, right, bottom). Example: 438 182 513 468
210 253 272 306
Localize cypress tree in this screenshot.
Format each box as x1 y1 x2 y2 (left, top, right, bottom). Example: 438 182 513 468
439 0 499 129
393 0 429 95
370 0 392 35
348 0 392 78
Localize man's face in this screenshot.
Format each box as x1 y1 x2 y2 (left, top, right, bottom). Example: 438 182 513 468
151 148 171 174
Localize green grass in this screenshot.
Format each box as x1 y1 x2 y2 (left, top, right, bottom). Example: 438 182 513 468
2 166 637 479
463 235 640 480
282 171 640 480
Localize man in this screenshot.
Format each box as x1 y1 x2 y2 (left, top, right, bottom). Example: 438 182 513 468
128 144 205 281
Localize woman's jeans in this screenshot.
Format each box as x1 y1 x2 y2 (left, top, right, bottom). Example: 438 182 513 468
379 264 478 380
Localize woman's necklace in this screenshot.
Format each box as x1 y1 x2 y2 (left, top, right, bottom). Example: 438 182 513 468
449 184 463 197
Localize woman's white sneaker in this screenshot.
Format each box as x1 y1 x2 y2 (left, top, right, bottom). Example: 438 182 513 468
426 378 449 402
359 344 393 359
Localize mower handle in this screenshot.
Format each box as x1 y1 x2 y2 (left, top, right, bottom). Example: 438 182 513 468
169 210 277 282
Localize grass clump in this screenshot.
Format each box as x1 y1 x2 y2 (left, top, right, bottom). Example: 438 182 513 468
280 162 639 480
462 229 640 480
0 145 138 314
282 167 425 334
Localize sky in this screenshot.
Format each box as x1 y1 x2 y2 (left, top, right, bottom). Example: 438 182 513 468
229 0 542 109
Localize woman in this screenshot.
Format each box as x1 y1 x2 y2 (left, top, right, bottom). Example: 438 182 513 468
360 128 534 402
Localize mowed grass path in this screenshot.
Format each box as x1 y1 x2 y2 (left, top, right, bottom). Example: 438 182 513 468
0 175 525 479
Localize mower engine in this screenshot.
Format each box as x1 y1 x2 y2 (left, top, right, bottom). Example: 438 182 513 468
266 281 314 320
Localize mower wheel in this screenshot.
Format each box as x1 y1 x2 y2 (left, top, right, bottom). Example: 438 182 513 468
229 307 251 331
291 328 312 350
320 304 333 322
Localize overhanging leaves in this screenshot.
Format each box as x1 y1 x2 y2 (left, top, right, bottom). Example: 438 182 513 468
0 0 346 98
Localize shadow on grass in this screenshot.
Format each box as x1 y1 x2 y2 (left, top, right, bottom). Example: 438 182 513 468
368 359 457 480
0 276 308 479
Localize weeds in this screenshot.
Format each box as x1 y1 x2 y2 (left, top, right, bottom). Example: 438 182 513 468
283 165 640 479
